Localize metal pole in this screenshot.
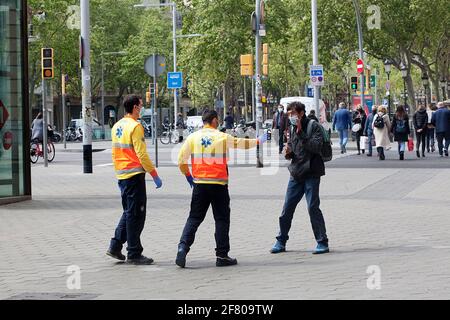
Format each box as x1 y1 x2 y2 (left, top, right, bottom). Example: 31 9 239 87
352 0 365 113
101 55 105 139
62 75 67 149
374 69 378 106
42 80 48 167
255 0 263 168
244 77 248 122
251 75 255 122
172 3 178 127
311 0 319 116
81 0 93 173
153 54 158 168
387 73 391 113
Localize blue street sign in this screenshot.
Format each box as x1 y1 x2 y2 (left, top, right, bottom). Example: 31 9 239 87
167 72 183 89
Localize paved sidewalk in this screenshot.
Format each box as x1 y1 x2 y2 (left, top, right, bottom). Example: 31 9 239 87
1 148 450 299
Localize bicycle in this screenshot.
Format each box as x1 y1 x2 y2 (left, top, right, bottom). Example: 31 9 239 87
159 124 180 145
30 139 55 163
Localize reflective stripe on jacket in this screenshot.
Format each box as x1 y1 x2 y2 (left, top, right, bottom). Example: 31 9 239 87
178 125 258 185
112 117 155 180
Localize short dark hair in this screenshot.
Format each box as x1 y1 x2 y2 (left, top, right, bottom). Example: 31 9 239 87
289 101 306 114
123 94 141 114
202 110 218 124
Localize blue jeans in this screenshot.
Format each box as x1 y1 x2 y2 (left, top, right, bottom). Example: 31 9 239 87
367 131 374 155
276 177 328 245
110 173 147 259
398 141 406 153
338 129 348 149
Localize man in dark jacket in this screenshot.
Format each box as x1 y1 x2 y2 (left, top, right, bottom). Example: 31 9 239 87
332 102 352 153
270 102 329 255
273 105 289 154
432 102 450 157
413 105 429 158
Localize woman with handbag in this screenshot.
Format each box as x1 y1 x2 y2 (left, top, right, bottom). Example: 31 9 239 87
372 105 392 160
391 106 411 160
352 105 367 155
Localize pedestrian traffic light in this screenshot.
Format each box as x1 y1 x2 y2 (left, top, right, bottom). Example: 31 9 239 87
262 43 269 76
146 91 151 105
240 54 253 76
351 76 358 90
41 48 54 79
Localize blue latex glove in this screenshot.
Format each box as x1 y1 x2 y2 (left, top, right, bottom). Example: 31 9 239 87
153 176 162 189
186 175 194 188
257 133 268 144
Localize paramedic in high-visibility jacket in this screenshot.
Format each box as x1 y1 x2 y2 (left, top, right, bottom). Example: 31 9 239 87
107 94 162 265
175 110 268 268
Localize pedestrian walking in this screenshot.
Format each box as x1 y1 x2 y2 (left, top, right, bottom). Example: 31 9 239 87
273 105 289 154
175 110 268 268
352 105 367 155
363 105 378 157
426 105 437 153
431 101 450 157
107 94 163 265
176 113 185 142
413 105 429 158
391 106 411 161
332 102 352 154
307 110 319 122
224 112 234 130
372 105 391 161
270 101 329 255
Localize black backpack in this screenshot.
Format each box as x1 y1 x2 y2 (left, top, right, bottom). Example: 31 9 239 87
373 115 385 129
395 118 407 133
307 120 333 162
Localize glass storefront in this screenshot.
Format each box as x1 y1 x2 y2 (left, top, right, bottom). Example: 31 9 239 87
0 0 31 203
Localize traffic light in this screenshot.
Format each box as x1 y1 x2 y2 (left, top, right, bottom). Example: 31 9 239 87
351 76 358 90
146 91 151 105
240 54 253 76
262 43 269 76
41 48 54 79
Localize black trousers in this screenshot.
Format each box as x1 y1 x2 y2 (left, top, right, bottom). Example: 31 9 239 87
110 173 147 259
278 129 285 153
179 184 231 257
416 130 427 153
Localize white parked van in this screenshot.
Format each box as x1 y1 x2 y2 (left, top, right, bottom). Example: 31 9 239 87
279 96 330 130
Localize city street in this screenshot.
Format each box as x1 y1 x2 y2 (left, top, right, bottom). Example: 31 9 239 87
1 138 450 300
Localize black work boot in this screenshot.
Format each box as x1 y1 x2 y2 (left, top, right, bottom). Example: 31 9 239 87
216 255 238 267
175 248 188 268
400 152 404 161
126 255 154 265
106 249 126 261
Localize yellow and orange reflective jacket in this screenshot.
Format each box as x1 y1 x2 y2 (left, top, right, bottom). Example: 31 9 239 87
178 125 258 185
112 117 156 180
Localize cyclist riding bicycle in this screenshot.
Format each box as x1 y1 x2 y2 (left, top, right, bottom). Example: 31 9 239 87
31 112 44 142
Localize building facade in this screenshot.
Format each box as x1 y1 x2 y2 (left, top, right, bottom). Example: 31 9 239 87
0 0 31 204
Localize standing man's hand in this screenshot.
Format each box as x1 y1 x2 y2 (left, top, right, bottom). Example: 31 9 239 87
185 173 194 188
150 170 162 189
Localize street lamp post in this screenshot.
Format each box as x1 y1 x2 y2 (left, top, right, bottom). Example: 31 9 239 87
384 59 392 118
400 64 408 106
422 73 429 108
440 79 447 100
